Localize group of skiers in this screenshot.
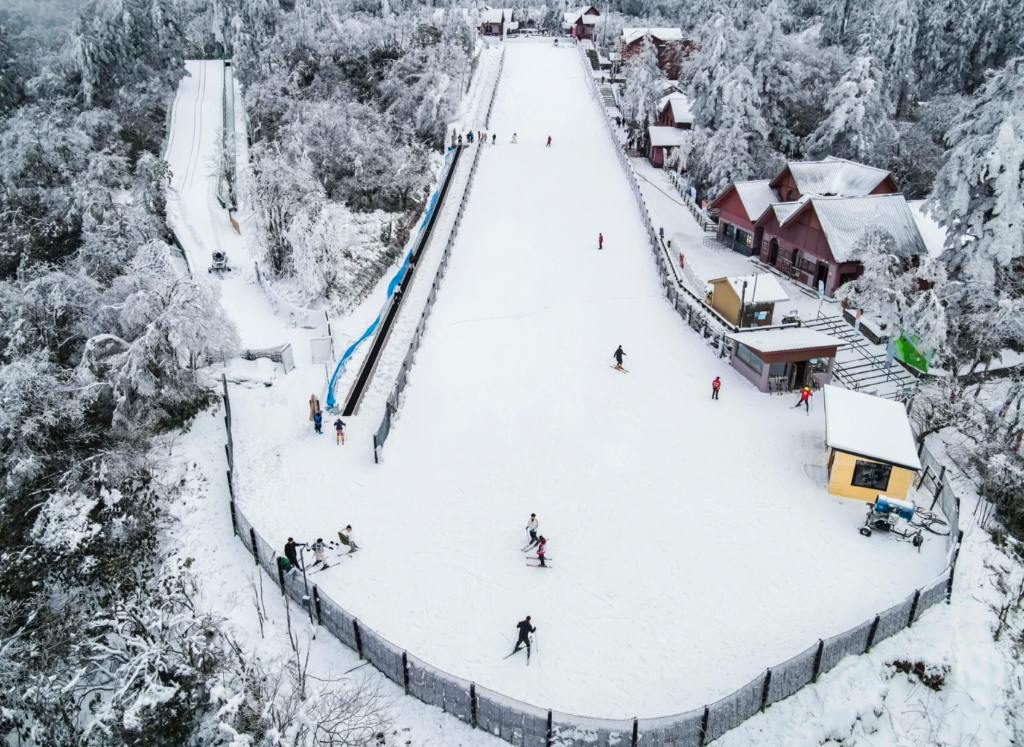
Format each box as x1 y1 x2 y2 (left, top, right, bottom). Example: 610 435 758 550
451 129 507 148
282 525 360 573
524 513 548 567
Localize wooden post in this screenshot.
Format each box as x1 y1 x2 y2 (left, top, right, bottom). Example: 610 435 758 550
471 683 478 729
249 528 258 566
632 717 639 747
865 615 881 652
907 589 921 627
312 585 322 625
546 710 553 747
354 620 364 659
760 670 772 712
699 706 710 746
402 652 409 695
812 639 824 682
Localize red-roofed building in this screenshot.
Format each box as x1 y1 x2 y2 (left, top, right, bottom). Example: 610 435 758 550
709 158 924 297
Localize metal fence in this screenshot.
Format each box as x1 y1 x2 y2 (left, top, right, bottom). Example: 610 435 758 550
373 48 507 460
220 372 962 747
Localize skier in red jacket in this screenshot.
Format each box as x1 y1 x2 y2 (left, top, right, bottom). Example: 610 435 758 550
794 386 813 413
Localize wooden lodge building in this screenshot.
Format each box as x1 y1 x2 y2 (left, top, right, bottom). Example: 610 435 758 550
563 6 600 40
480 8 515 36
644 92 692 167
620 28 692 80
709 158 926 297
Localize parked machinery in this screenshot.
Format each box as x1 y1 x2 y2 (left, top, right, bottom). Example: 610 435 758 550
209 250 230 273
860 496 924 549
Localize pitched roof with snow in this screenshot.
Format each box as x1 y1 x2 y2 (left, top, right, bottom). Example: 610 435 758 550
732 181 779 222
823 385 921 471
778 157 892 198
564 6 597 24
796 194 927 262
907 200 947 259
711 274 789 304
647 126 688 148
622 27 684 46
658 93 693 124
481 8 505 23
727 327 843 354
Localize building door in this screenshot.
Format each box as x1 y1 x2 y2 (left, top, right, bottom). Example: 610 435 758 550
789 360 808 390
815 262 829 291
768 238 779 266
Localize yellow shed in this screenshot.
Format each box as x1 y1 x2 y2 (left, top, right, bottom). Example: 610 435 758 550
708 273 789 328
822 385 921 501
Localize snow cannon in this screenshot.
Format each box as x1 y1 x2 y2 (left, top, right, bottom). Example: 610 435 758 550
209 250 230 273
859 496 924 550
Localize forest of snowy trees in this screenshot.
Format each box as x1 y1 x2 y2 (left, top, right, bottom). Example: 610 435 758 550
0 0 1022 742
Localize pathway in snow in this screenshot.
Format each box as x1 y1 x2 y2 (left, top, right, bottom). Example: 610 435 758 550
230 41 948 717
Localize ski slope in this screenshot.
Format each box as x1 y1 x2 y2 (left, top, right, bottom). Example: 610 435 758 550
165 60 286 349
230 41 948 717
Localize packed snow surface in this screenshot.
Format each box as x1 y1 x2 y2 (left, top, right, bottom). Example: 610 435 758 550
231 41 947 718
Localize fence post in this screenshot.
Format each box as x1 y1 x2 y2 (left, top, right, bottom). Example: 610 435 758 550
760 669 772 712
228 495 238 535
373 435 379 464
354 619 364 659
865 615 881 651
312 585 322 625
947 534 963 603
699 705 709 746
276 559 286 593
812 639 824 682
632 717 639 747
907 589 921 626
471 684 478 729
546 710 553 747
401 651 409 695
249 528 259 566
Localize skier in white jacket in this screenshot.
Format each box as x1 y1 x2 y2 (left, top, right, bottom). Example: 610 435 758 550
525 514 539 550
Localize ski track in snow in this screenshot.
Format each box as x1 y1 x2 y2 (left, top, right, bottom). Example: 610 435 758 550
209 41 948 718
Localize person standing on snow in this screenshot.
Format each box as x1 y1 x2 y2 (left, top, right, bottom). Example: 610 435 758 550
793 386 813 413
525 514 539 549
284 538 305 571
458 134 463 146
712 376 721 400
535 536 548 567
598 233 604 250
513 616 536 654
492 133 497 145
511 133 517 144
613 345 626 370
313 409 323 434
312 538 327 566
451 129 457 149
334 418 346 445
546 136 552 147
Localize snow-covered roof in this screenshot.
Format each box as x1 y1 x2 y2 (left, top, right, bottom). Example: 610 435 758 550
658 93 693 124
785 194 927 262
907 200 947 259
507 21 519 30
711 273 790 304
481 8 506 23
622 27 684 46
647 126 688 148
780 157 892 198
581 14 599 24
564 6 598 24
823 385 921 471
727 327 843 354
732 181 779 222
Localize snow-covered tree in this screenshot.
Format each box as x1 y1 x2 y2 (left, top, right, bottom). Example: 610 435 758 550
621 33 665 144
745 0 799 155
804 55 897 167
871 0 920 118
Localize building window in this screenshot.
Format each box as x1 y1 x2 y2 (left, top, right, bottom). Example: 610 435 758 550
735 343 764 375
801 257 817 272
723 223 735 239
851 460 891 491
735 228 749 246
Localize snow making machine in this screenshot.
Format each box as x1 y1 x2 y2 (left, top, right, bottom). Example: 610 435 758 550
209 250 231 273
859 496 924 550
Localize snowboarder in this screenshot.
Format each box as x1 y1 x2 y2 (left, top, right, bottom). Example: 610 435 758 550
613 345 626 370
338 525 359 552
492 133 497 145
513 616 536 654
525 514 539 549
794 386 813 413
712 376 721 400
535 536 548 567
546 136 552 147
334 418 346 444
284 538 305 571
511 133 517 144
598 233 604 250
313 409 323 434
312 538 327 566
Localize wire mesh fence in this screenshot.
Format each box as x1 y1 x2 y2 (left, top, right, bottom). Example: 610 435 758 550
359 623 407 686
915 570 951 621
637 708 705 747
705 671 768 743
874 592 918 646
476 685 549 747
316 586 359 649
819 618 875 676
766 642 819 707
551 712 634 747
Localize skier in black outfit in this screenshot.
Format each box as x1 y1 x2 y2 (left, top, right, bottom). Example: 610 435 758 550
513 616 536 654
613 345 626 370
284 538 305 570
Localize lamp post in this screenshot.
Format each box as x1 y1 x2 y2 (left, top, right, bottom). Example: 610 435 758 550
297 545 316 630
